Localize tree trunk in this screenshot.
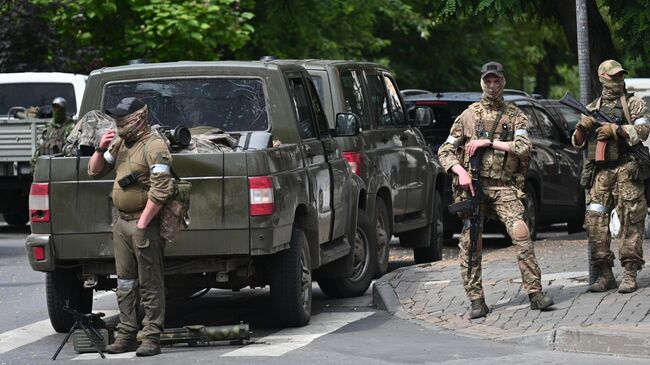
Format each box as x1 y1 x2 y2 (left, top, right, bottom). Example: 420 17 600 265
550 0 618 100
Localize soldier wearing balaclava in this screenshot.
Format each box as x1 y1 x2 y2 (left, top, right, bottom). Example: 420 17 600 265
438 61 554 319
572 60 650 294
31 97 74 165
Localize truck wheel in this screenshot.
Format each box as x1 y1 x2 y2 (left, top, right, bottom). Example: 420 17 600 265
414 191 444 264
524 183 538 241
318 211 377 298
373 199 390 277
3 202 29 227
270 226 312 327
46 268 93 333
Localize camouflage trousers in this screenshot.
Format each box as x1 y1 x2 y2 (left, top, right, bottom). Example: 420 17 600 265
113 215 166 343
586 162 646 270
458 188 542 300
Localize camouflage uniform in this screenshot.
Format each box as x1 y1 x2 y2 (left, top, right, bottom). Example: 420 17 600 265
572 60 649 292
64 110 116 156
438 100 543 301
32 103 74 165
89 102 173 348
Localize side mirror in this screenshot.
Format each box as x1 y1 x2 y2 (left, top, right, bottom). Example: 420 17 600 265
413 106 435 127
335 112 360 137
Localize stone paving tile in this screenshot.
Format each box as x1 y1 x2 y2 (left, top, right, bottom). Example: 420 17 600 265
387 239 650 340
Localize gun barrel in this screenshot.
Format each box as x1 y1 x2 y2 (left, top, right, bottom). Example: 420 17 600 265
559 93 590 116
137 323 250 345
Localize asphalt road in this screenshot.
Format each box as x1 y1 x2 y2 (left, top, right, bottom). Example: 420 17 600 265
1 223 643 365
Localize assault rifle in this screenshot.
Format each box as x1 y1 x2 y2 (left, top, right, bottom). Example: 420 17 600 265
447 149 484 276
559 92 650 164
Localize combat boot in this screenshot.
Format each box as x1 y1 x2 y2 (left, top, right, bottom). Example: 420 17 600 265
529 291 554 310
588 264 617 292
468 298 489 319
104 336 138 354
618 263 638 294
136 339 161 357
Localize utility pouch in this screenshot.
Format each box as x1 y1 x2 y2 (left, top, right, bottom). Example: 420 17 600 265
580 159 596 189
160 175 191 243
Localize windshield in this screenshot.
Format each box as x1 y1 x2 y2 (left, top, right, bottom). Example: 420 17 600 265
0 83 77 116
104 78 268 131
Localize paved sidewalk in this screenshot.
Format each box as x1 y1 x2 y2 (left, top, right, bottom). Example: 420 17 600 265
374 237 650 357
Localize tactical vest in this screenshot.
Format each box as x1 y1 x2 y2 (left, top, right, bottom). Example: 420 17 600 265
463 103 528 189
41 125 68 155
586 96 631 162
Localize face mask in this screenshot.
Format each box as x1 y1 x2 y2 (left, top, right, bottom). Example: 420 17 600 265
51 107 66 127
600 74 625 100
116 105 150 143
480 76 506 106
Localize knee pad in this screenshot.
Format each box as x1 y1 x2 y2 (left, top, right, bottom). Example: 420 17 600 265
512 220 529 241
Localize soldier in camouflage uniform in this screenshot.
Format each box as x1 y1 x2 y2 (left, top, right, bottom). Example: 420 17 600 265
572 60 649 294
438 62 554 319
88 97 173 356
32 97 74 165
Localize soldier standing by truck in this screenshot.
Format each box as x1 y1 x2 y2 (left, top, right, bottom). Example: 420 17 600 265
31 97 74 165
87 97 173 356
572 60 650 294
438 61 554 319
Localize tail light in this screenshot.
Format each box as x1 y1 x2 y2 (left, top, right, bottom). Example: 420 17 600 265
249 177 274 216
29 183 50 223
343 152 362 176
33 246 46 261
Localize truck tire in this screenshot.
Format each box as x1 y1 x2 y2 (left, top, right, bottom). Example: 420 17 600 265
373 199 390 277
46 268 93 333
3 202 29 227
318 211 377 298
270 226 312 327
414 191 444 264
524 182 538 241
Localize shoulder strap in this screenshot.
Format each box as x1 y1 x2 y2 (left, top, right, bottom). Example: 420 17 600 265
620 95 632 124
595 97 602 110
489 103 509 142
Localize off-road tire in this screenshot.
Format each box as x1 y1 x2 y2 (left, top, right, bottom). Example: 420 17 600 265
3 203 29 227
270 226 312 327
414 191 444 263
524 182 538 241
46 268 93 333
373 199 390 277
318 211 377 298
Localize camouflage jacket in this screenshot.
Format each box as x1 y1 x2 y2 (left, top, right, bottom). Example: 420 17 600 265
437 101 531 191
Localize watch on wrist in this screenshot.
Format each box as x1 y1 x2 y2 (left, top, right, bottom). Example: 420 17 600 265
95 146 107 153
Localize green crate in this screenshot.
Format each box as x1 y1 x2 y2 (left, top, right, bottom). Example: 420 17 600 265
72 328 113 353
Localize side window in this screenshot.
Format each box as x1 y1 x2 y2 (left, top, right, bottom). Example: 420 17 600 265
341 70 369 129
534 108 562 140
288 77 316 139
520 107 543 139
305 78 329 135
383 75 407 126
366 73 393 127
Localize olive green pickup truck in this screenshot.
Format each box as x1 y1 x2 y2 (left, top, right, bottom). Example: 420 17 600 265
25 61 370 332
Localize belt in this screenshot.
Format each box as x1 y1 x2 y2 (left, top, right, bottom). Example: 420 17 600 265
479 177 509 187
118 210 143 221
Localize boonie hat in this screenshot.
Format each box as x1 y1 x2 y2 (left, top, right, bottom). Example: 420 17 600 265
598 60 627 76
105 97 145 118
481 61 505 79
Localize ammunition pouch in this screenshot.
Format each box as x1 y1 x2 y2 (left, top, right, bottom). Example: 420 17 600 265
160 179 191 243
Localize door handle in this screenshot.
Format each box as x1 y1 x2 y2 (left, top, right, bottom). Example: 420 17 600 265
303 144 315 157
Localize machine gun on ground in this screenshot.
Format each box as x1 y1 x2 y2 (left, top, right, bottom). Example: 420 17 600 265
52 303 109 360
447 150 484 276
559 92 650 164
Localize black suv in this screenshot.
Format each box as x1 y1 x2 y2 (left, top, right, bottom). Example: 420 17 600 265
404 91 584 239
539 99 582 132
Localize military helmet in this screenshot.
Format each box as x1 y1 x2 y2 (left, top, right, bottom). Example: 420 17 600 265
52 97 67 108
598 60 627 76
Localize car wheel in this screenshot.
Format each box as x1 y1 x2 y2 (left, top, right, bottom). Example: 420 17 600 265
270 225 311 327
46 268 93 333
373 199 390 277
3 202 29 227
524 182 538 241
318 211 377 298
567 189 586 233
414 191 444 263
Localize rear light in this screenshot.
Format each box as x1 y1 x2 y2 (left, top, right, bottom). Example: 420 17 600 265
33 246 45 261
29 183 50 223
343 152 362 176
249 177 274 216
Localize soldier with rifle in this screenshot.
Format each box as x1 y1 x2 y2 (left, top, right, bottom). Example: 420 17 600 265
569 60 650 294
438 61 554 319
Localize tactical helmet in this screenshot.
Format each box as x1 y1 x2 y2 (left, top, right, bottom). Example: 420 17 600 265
598 60 627 76
52 97 67 108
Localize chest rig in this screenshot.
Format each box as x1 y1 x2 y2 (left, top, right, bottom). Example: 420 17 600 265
587 96 632 163
42 125 68 155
